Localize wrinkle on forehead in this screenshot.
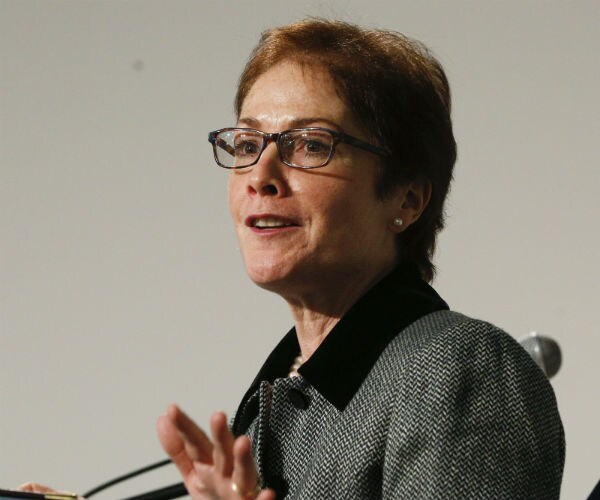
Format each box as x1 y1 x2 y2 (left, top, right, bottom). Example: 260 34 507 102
237 113 303 131
237 61 354 134
237 115 345 133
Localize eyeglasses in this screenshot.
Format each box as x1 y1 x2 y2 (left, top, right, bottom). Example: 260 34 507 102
208 127 389 169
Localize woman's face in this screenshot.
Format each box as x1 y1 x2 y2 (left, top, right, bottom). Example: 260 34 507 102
228 61 401 299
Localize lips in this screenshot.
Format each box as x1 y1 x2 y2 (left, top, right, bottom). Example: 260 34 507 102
246 214 300 230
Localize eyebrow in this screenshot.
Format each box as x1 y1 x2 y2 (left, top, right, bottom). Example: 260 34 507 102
237 116 343 131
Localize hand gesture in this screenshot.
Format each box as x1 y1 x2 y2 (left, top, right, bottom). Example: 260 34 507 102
157 404 275 500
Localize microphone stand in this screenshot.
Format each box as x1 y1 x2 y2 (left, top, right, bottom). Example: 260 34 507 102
119 482 187 500
83 459 187 500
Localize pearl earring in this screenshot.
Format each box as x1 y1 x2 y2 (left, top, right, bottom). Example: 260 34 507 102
393 217 403 227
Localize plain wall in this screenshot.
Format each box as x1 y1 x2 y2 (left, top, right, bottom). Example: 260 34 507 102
2 1 599 498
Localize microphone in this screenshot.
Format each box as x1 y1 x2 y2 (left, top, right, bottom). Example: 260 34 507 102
519 332 562 379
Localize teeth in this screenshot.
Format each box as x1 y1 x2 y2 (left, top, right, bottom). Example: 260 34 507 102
253 217 293 228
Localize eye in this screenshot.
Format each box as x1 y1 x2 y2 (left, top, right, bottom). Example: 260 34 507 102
294 133 332 157
303 139 329 154
234 136 261 158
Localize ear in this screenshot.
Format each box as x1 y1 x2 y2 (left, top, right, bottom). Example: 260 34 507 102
388 180 432 233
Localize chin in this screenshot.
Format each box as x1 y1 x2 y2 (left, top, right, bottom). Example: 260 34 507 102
247 267 288 290
244 258 301 295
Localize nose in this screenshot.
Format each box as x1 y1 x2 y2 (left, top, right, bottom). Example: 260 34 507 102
246 142 287 197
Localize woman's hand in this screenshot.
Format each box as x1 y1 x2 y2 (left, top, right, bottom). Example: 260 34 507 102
156 404 275 500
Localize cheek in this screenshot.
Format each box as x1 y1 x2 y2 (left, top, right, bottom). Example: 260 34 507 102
308 185 362 235
227 175 242 220
319 183 386 236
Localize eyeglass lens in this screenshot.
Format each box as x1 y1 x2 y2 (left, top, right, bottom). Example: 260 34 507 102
214 129 335 168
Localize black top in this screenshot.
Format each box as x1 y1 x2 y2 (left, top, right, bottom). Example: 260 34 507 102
232 263 448 434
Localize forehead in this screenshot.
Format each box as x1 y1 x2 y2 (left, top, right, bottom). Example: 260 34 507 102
239 61 353 129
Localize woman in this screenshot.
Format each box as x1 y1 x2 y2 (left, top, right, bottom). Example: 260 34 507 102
22 18 565 500
155 19 564 500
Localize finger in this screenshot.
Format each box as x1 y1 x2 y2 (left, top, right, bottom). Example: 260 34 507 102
256 489 277 500
210 411 235 476
169 404 214 463
156 404 213 482
18 483 56 493
17 483 81 498
157 412 194 479
231 436 260 497
231 436 277 500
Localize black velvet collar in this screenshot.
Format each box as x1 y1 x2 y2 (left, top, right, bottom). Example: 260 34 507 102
232 263 448 434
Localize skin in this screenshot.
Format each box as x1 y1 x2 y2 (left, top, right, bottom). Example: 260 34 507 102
156 405 276 500
20 61 430 500
229 61 429 356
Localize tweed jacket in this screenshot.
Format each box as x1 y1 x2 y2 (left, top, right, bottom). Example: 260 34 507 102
232 267 565 499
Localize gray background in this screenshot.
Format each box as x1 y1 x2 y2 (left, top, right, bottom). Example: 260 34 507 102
2 1 598 498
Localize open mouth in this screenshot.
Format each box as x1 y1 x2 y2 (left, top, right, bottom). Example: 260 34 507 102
248 216 299 230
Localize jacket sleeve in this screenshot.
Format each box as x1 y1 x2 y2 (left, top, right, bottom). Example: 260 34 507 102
382 318 565 500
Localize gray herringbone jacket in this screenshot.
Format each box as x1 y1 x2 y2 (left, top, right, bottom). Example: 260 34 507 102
233 272 565 499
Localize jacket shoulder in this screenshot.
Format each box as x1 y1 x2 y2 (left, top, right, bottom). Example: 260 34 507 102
378 310 542 381
371 310 565 499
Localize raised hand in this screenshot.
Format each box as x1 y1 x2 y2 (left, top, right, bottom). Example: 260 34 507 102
156 404 275 500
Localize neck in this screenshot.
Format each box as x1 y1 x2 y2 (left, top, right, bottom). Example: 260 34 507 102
284 263 396 360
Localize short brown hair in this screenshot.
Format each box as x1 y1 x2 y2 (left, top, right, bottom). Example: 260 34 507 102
235 19 456 282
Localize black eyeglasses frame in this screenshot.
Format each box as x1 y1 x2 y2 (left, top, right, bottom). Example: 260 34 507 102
207 126 390 169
